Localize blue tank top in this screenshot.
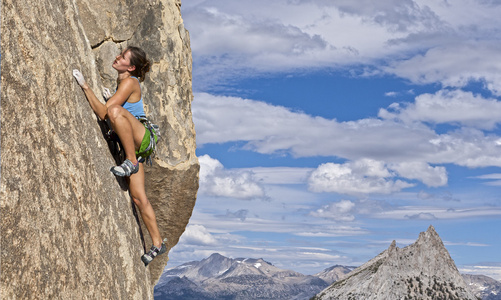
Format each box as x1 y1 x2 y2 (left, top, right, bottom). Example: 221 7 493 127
121 76 145 118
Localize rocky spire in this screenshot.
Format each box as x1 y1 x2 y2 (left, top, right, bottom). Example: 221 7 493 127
312 225 478 300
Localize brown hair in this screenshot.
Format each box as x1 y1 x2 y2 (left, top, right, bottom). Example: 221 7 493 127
125 46 151 82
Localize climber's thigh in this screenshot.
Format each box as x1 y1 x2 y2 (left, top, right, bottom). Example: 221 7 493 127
122 112 147 150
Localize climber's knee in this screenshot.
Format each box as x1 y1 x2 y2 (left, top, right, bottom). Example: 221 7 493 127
107 104 123 122
132 196 150 210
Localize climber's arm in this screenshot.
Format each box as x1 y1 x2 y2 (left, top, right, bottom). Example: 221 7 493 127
73 70 134 120
82 86 109 120
73 69 108 120
104 78 135 108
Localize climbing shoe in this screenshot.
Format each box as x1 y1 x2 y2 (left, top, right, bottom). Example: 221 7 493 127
141 238 167 266
110 159 139 177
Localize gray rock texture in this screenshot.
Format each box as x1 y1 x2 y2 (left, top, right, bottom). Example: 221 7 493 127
1 0 198 299
313 226 478 300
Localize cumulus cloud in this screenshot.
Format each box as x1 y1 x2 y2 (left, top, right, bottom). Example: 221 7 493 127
307 159 414 195
198 154 265 199
379 89 501 129
179 224 218 246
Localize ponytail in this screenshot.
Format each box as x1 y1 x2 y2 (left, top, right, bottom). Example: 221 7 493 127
125 46 151 82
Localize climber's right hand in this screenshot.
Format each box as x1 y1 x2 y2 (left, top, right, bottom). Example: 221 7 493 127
72 69 86 87
102 87 112 101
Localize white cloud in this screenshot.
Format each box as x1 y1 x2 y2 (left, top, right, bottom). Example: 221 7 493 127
198 154 223 182
309 200 356 221
474 173 501 180
443 241 488 247
473 173 501 186
427 128 501 168
308 159 413 195
386 43 501 95
193 93 501 169
198 154 265 199
379 89 501 129
185 5 328 58
179 224 218 246
307 160 414 195
389 161 447 187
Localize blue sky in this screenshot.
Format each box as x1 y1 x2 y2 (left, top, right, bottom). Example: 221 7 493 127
166 0 501 280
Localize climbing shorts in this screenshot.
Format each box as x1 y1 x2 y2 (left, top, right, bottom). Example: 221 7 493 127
136 123 158 158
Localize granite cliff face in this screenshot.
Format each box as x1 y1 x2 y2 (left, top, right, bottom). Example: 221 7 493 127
1 0 198 299
313 226 477 300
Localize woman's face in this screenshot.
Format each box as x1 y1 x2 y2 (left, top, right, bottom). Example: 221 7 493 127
112 50 134 73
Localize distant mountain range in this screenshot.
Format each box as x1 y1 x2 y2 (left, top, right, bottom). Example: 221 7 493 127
154 252 351 300
155 227 500 300
464 274 501 300
155 253 355 300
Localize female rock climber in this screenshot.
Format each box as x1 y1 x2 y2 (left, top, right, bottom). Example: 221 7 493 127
73 46 166 266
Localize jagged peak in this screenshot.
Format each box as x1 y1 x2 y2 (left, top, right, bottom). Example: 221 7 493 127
388 240 397 250
415 224 445 249
313 226 477 300
422 224 438 237
386 240 399 258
